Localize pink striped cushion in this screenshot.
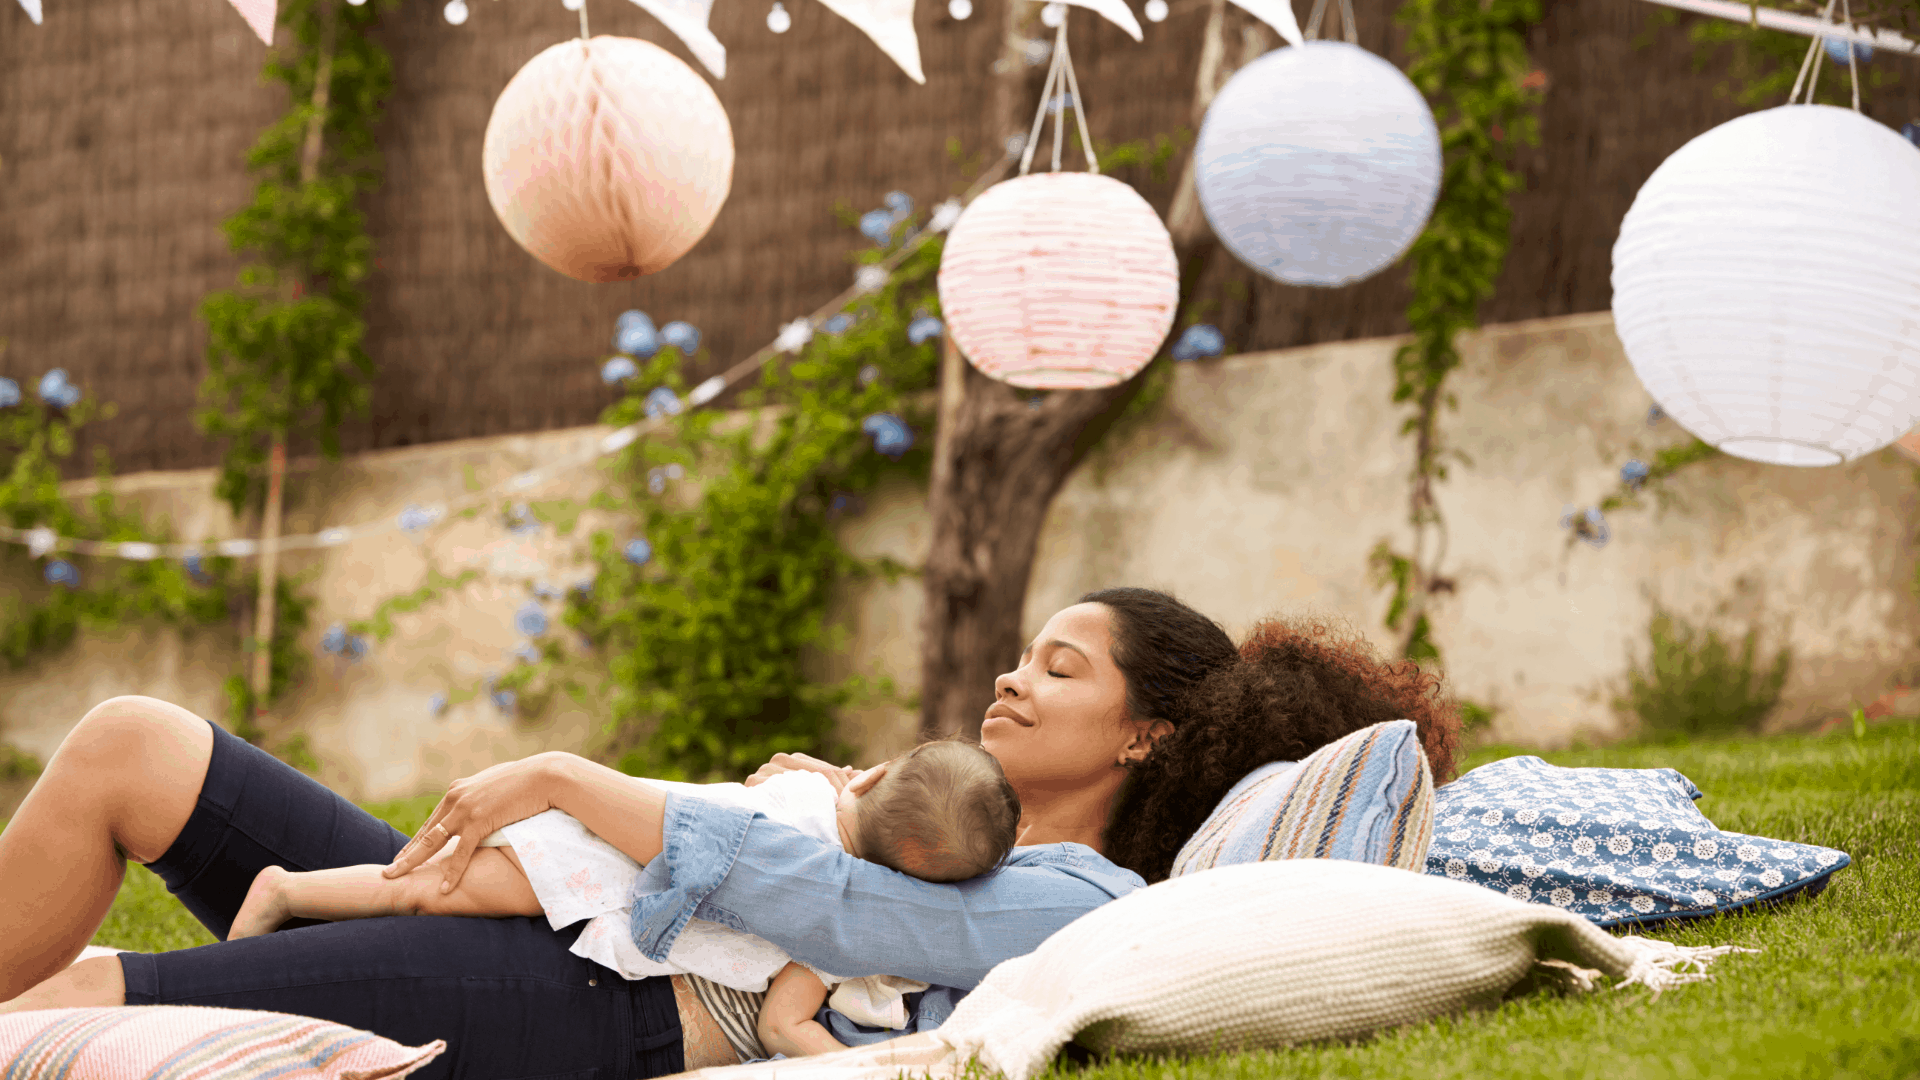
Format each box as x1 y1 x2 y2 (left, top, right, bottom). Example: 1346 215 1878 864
0 1006 445 1079
937 171 1179 390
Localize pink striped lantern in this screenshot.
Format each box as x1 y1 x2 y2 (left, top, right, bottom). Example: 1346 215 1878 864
483 37 734 284
938 172 1179 390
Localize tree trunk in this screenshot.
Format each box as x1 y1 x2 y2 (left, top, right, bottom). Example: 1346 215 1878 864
915 0 1265 740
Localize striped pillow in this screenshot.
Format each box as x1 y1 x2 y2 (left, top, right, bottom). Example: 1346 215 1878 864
1168 719 1435 877
0 1006 445 1080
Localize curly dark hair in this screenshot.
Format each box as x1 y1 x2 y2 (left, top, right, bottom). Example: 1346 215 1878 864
1090 590 1464 884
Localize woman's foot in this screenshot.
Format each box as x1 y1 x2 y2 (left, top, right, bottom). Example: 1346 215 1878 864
229 865 293 939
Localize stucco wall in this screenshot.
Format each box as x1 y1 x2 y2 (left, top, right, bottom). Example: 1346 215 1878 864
5 310 1917 801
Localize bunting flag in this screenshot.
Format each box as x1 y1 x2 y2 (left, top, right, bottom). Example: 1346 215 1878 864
817 0 924 83
227 0 276 45
1230 0 1303 46
629 0 728 78
1055 0 1142 42
16 0 42 25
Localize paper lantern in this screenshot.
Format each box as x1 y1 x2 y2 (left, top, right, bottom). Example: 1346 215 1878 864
938 172 1178 390
1195 41 1441 288
1611 105 1920 467
482 37 734 283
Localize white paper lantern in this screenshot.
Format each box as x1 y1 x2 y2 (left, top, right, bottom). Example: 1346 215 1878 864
938 172 1179 390
1612 105 1920 467
482 37 734 283
1195 41 1441 288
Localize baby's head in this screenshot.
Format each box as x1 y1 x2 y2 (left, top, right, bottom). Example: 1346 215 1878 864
841 739 1021 883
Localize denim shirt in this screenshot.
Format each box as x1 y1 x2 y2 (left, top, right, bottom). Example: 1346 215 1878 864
630 790 1144 1043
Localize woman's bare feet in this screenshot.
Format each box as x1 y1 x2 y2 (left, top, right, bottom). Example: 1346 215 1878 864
228 865 293 939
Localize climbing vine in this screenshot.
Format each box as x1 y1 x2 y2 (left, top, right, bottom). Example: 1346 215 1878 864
198 0 396 735
1368 0 1544 665
487 223 945 781
0 356 241 679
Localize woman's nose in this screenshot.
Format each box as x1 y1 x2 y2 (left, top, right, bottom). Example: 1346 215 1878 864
993 669 1022 699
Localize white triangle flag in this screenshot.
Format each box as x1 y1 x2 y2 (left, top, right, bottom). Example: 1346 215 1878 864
227 0 276 45
817 0 924 83
629 0 728 78
1050 0 1142 41
17 0 42 24
1229 0 1302 46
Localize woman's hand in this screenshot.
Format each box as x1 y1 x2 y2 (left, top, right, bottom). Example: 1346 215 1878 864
382 752 569 894
743 752 858 793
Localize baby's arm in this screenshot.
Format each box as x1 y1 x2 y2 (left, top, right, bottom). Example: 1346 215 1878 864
229 847 543 938
757 962 849 1059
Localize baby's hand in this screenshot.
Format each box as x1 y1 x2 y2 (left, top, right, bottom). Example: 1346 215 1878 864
228 866 293 940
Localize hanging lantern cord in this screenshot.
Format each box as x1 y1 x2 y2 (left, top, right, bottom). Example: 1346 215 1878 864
1842 0 1861 111
1302 0 1358 44
1018 12 1101 176
579 0 590 39
1788 0 1839 104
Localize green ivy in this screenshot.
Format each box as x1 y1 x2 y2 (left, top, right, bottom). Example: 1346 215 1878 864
0 366 240 672
198 0 393 515
493 234 943 781
1371 0 1544 666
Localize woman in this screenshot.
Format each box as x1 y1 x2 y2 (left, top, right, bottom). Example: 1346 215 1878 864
0 588 1459 1077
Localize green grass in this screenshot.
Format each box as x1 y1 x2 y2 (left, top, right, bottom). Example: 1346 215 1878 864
8 725 1915 1078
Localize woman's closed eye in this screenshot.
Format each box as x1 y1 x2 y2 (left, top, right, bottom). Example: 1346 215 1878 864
1047 670 1067 678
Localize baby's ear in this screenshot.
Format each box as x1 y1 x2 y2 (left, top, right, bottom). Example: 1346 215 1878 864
848 762 889 796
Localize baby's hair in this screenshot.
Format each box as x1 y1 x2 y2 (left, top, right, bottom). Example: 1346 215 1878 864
851 737 1021 883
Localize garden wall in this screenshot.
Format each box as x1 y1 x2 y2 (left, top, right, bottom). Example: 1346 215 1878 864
5 309 1918 802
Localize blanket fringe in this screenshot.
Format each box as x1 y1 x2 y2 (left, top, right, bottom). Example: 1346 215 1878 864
1611 935 1762 999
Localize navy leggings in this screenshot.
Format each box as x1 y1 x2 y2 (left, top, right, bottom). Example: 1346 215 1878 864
118 719 684 1080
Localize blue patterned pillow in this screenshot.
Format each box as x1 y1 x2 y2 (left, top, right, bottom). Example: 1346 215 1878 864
1424 755 1849 928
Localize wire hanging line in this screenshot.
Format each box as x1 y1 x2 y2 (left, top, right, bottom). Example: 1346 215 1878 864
0 151 1020 567
1018 9 1099 177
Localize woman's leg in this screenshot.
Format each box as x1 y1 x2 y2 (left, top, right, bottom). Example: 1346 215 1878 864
0 695 213 1002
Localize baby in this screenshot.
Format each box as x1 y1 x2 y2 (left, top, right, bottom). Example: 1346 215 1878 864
229 738 1020 1060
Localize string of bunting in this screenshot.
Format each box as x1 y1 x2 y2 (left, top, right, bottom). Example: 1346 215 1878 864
0 151 1017 567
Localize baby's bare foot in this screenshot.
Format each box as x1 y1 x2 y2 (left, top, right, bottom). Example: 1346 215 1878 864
229 865 293 940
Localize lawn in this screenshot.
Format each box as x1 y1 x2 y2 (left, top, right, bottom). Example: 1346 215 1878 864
14 722 1918 1079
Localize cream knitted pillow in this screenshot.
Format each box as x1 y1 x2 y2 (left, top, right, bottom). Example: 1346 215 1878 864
669 860 1750 1080
935 859 1751 1080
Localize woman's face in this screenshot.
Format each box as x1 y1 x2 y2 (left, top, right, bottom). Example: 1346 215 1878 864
981 602 1147 790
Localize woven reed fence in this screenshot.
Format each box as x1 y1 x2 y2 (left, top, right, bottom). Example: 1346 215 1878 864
0 0 1915 477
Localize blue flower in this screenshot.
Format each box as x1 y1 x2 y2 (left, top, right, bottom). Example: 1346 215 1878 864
615 314 660 358
321 623 349 654
44 559 78 588
430 693 448 717
513 643 542 664
660 321 702 354
36 370 80 408
624 538 653 566
602 355 638 384
862 412 913 458
0 378 17 408
1823 37 1872 64
515 601 549 637
907 316 945 345
859 209 897 246
492 689 517 715
182 552 206 579
823 314 854 335
1560 505 1610 549
571 575 596 597
648 467 667 495
858 364 881 386
645 386 683 420
884 191 914 223
398 504 439 534
1621 459 1650 490
507 502 540 535
533 580 560 600
1171 324 1225 361
1647 403 1666 426
1903 122 1919 148
616 309 649 330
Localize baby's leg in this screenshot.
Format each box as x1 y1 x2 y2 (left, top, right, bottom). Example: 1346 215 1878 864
229 847 541 938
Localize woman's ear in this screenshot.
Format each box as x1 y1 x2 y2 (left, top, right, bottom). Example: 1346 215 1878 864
1119 719 1175 766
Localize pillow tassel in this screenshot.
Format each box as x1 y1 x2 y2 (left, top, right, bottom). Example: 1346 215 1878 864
1609 935 1761 999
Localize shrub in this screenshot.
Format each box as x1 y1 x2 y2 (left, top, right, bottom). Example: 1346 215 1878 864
1615 603 1790 741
